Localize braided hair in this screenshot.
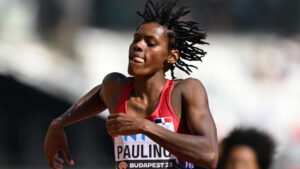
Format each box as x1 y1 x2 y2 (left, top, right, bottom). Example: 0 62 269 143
137 0 208 79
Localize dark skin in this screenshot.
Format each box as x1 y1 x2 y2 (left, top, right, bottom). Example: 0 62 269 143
44 22 218 169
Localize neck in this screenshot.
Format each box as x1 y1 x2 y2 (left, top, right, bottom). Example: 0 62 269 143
133 72 167 102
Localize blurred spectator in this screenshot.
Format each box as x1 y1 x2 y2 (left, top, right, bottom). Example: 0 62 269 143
217 128 275 169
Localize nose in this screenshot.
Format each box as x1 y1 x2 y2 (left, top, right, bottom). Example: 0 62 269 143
132 39 144 52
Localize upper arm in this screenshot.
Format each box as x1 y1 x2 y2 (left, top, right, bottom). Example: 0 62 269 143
56 72 127 127
100 72 128 112
181 78 217 141
180 78 218 168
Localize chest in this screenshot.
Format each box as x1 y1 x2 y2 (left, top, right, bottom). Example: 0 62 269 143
108 80 183 120
126 95 160 118
124 86 182 120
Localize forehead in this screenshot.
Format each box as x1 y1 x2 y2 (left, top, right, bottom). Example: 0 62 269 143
228 145 258 162
136 22 167 40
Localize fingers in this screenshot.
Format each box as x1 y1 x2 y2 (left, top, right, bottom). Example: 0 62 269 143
106 117 129 135
45 150 57 169
107 114 120 120
61 148 75 166
49 162 63 169
46 149 73 168
107 113 133 126
55 154 64 164
107 113 127 120
107 117 131 127
106 114 126 128
47 153 61 169
106 113 143 136
106 122 119 136
107 125 121 135
55 163 63 169
106 118 118 124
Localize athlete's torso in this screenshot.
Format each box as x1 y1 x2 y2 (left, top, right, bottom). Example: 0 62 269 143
102 75 184 122
112 79 194 169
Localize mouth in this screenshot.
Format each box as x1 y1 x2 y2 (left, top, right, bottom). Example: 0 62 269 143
129 54 145 63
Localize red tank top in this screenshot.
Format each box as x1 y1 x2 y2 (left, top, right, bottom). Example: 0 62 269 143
113 79 194 169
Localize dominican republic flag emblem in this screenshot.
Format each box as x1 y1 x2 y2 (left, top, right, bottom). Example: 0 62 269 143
154 117 174 131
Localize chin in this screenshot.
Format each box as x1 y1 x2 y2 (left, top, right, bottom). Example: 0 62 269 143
127 66 149 78
128 69 134 76
128 65 137 76
128 67 140 77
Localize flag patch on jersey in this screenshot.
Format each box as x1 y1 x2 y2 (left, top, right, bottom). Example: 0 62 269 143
154 117 172 124
154 117 174 131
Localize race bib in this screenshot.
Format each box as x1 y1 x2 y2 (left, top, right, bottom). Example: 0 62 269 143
114 117 194 169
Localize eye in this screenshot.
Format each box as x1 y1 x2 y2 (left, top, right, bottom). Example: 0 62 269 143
147 41 156 47
132 38 139 44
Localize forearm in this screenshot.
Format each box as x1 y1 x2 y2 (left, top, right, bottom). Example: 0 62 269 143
143 121 218 169
44 85 107 168
54 85 107 127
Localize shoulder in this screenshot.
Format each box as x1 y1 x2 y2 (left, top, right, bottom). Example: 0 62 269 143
101 72 133 96
102 72 127 85
173 77 208 106
102 72 132 86
173 77 206 95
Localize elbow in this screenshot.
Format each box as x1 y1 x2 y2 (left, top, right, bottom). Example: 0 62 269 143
206 150 218 169
194 149 218 169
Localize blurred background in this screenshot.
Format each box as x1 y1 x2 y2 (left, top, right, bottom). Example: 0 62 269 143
0 0 299 168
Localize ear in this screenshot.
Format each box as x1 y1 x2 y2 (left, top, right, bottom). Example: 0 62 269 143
167 49 179 64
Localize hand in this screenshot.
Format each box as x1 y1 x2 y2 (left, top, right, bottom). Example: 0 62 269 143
44 120 75 169
106 113 148 137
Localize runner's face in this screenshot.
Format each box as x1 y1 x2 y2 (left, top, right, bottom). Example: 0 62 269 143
128 22 169 77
